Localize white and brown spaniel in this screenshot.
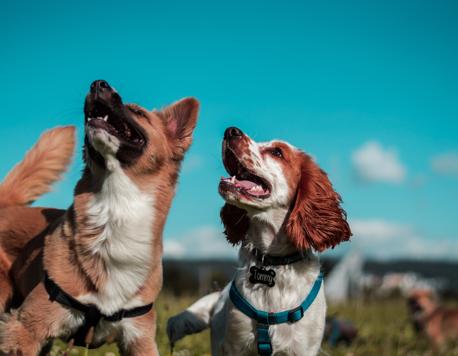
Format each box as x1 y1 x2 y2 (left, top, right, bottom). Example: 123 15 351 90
167 127 351 356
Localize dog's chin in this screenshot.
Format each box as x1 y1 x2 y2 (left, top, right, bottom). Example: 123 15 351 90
84 124 147 170
86 127 121 156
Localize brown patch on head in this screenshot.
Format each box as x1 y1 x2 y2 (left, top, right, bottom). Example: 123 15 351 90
260 141 303 202
122 98 199 177
285 151 352 251
83 80 199 177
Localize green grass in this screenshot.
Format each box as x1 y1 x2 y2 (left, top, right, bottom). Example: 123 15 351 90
51 294 458 356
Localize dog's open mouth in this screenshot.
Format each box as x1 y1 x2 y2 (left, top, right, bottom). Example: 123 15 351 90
85 102 145 146
219 148 271 199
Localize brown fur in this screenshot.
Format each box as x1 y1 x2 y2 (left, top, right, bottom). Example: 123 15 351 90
407 289 458 350
0 127 75 209
0 92 199 355
285 153 351 252
0 127 73 310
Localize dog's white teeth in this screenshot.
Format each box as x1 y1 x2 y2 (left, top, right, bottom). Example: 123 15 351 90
231 176 236 183
88 117 93 122
103 115 108 122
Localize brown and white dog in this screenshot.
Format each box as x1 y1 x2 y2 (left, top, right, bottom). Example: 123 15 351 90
0 80 199 355
167 127 351 355
407 289 458 350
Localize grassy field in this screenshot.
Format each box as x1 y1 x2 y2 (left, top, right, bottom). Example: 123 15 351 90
51 294 458 356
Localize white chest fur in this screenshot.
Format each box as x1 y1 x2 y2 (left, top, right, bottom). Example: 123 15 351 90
82 160 155 315
217 253 327 356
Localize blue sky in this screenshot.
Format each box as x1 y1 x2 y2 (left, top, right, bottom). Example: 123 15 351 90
2 0 457 260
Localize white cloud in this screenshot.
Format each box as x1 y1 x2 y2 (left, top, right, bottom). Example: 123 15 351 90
351 219 411 241
163 240 185 257
347 219 458 260
164 225 237 259
352 141 406 184
165 222 458 261
431 152 458 177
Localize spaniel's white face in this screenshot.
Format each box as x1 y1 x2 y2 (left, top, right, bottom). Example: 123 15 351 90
219 127 303 211
219 127 352 252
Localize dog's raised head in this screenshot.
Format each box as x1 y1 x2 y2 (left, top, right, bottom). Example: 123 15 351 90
219 127 351 252
83 80 198 177
407 289 438 317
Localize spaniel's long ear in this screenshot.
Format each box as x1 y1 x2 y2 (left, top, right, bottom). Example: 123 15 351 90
285 154 351 252
220 203 249 245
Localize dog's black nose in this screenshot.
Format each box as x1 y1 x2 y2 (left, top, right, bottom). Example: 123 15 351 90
90 80 112 94
224 127 243 140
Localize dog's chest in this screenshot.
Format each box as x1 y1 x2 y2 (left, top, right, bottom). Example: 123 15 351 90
84 168 155 314
225 265 326 355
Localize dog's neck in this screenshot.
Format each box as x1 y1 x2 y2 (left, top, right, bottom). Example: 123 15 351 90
70 161 166 313
243 207 297 256
235 207 319 308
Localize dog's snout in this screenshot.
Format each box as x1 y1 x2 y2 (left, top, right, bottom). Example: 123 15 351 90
90 80 112 94
87 80 121 106
85 80 122 118
224 127 243 140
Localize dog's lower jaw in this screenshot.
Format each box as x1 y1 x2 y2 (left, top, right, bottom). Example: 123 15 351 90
86 128 120 155
85 127 122 172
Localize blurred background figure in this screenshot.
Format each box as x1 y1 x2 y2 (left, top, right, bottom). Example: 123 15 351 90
325 251 363 304
407 289 458 350
324 316 358 347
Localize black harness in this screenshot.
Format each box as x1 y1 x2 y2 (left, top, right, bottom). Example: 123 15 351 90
44 271 153 347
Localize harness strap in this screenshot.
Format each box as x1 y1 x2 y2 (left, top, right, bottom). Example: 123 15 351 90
229 272 323 356
44 271 153 347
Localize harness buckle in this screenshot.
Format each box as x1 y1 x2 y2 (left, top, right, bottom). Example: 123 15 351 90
287 306 304 323
86 305 102 324
267 312 276 325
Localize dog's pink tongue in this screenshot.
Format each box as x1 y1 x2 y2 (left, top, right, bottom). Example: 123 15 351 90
236 180 257 190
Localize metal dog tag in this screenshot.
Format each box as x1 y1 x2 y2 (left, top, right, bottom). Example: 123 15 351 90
249 266 276 287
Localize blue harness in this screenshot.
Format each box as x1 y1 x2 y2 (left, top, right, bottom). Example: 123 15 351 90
229 272 324 356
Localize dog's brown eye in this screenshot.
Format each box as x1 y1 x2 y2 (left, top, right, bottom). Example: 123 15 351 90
270 147 283 158
128 106 146 117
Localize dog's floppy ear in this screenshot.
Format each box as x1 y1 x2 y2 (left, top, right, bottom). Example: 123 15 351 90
158 97 199 158
220 203 249 245
285 153 351 252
